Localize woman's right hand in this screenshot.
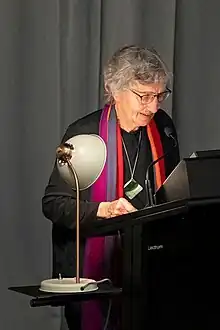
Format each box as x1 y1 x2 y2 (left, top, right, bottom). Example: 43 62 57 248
97 198 137 219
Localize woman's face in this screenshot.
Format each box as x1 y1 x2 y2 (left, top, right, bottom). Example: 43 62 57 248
113 81 167 131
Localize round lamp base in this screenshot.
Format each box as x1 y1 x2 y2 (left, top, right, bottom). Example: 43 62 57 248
40 277 98 293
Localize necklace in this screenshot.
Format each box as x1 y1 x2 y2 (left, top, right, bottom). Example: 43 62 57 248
121 130 143 200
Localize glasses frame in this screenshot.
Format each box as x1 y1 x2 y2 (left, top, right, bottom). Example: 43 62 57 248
130 87 172 104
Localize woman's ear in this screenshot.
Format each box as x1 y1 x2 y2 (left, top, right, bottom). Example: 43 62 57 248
112 89 123 103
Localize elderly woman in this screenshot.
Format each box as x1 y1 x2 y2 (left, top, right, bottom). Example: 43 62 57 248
42 45 180 330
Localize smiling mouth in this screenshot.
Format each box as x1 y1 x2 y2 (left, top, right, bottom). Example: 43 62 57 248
140 112 152 117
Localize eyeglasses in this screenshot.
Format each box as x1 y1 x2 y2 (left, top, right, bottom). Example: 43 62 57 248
130 88 172 104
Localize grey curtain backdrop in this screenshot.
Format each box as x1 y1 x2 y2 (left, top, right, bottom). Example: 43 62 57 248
1 0 220 329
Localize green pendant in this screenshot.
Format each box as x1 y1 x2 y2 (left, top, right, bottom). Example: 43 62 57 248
124 178 143 200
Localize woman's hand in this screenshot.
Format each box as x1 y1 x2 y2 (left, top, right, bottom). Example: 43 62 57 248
97 198 137 219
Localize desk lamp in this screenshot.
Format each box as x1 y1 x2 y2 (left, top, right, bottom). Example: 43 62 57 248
40 134 107 293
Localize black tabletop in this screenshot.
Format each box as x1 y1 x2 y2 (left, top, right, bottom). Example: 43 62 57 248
8 283 122 307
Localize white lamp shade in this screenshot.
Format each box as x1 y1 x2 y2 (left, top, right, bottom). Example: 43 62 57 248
57 134 107 190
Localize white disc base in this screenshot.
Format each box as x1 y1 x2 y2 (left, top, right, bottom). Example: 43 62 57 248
40 277 98 293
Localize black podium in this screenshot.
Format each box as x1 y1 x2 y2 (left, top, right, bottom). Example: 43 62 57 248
83 154 220 329
9 154 220 329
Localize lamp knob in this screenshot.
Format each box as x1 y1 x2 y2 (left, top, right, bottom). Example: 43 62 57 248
56 143 74 163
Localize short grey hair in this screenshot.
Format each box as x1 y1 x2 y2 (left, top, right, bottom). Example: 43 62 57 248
103 45 172 102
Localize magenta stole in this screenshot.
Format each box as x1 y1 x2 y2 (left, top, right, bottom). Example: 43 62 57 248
81 104 166 330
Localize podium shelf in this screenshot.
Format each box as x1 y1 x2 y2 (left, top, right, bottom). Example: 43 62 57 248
8 283 122 307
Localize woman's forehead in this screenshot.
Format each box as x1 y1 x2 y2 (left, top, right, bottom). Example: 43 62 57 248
130 81 165 93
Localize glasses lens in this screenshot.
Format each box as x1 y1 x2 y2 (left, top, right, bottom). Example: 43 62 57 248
158 91 170 103
142 94 154 104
